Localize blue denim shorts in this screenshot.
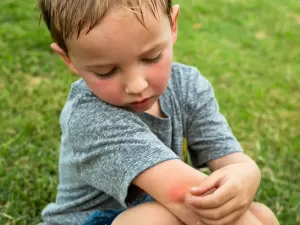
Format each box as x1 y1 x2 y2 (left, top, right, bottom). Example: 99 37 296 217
82 195 154 225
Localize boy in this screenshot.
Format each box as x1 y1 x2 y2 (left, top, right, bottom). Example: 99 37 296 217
39 0 279 225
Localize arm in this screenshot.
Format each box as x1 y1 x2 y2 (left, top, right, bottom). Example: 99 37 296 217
160 67 260 224
133 159 207 225
132 153 261 225
208 152 261 173
185 153 262 225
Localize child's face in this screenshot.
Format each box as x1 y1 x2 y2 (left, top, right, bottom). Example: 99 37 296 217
53 5 179 113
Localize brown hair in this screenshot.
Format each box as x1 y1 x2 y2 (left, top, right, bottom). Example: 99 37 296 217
39 0 173 53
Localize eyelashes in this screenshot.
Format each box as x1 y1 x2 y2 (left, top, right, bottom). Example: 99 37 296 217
95 68 117 80
142 53 163 64
94 53 163 80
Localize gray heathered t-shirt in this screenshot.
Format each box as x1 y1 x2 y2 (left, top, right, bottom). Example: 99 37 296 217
40 62 242 224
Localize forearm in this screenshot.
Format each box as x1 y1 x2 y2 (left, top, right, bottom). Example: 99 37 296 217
133 159 207 225
208 152 260 173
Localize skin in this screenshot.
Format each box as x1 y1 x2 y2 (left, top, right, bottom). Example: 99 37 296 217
51 3 279 225
52 3 178 115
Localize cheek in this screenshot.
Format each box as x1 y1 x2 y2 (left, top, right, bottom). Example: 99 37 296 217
96 82 122 102
149 50 172 90
84 75 124 105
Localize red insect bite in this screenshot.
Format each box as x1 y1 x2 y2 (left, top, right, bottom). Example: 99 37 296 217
167 185 189 202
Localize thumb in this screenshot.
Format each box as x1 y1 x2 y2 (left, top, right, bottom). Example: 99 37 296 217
189 172 224 196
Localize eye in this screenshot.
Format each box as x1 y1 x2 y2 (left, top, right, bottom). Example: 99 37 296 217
95 68 117 80
143 53 163 64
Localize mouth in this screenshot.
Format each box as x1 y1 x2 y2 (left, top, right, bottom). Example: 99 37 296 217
129 97 153 110
132 98 150 104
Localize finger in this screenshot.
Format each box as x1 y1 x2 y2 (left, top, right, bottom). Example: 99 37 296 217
191 197 238 220
188 181 236 209
197 208 244 225
189 172 224 196
200 188 216 197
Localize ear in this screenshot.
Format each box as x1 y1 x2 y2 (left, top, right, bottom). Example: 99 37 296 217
171 5 180 44
51 43 79 75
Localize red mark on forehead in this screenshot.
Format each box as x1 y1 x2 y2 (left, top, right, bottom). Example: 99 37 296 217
168 185 189 202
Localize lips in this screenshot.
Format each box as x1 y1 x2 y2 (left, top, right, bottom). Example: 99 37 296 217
129 97 152 110
132 98 150 104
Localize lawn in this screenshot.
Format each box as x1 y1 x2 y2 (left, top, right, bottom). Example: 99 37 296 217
0 0 299 224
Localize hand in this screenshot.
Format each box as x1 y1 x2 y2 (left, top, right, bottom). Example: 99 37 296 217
184 162 261 225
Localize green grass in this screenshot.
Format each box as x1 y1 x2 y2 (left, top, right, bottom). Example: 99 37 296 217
1 0 299 224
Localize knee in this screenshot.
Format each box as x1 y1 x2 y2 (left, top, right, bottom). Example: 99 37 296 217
112 202 183 225
249 202 279 225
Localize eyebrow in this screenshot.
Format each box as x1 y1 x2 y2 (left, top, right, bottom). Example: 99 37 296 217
85 40 167 69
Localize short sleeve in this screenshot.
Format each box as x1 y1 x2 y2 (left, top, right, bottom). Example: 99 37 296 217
68 97 179 207
185 69 243 168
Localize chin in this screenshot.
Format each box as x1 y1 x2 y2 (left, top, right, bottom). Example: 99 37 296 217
128 106 151 113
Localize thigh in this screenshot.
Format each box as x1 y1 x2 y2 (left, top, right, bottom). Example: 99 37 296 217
111 202 184 225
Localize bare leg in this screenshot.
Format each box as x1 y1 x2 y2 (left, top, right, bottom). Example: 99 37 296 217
233 202 279 225
233 210 263 225
249 202 280 225
112 201 279 225
112 201 184 225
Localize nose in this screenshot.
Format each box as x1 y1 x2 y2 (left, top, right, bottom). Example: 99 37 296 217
125 74 148 95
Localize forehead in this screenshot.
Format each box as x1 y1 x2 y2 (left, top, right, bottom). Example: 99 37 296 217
67 4 171 59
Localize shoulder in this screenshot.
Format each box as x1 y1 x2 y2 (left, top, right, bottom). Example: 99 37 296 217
171 62 198 74
171 62 199 80
59 79 96 129
60 79 145 139
169 62 212 101
170 62 211 90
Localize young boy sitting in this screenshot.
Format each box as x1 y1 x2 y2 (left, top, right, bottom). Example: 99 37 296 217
38 0 279 224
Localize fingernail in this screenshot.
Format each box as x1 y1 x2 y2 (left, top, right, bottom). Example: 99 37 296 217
190 187 199 192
